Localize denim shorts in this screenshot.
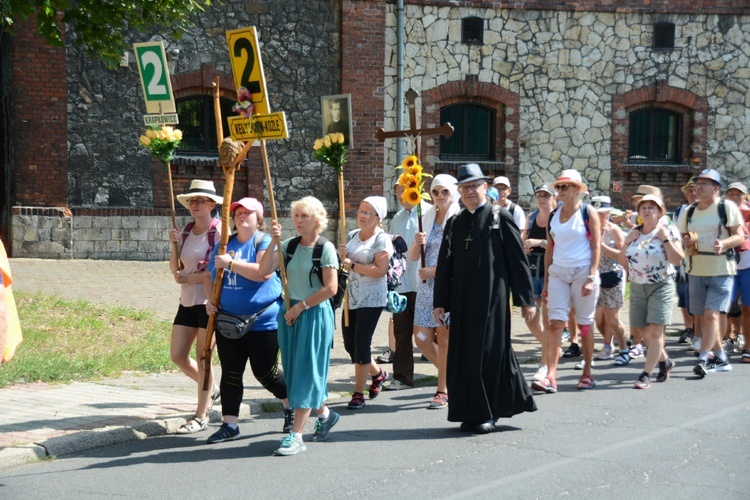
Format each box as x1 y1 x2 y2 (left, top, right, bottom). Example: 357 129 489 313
532 277 544 299
688 274 733 315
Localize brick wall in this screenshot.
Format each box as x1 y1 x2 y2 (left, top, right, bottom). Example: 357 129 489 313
341 0 388 214
611 81 707 210
11 17 68 207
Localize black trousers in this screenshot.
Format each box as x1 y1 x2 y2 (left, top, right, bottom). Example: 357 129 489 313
215 329 287 416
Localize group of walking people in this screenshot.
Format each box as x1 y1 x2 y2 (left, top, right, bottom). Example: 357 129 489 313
164 162 748 453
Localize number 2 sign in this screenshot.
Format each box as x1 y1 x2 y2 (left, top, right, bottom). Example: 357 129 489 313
133 42 177 116
226 27 270 116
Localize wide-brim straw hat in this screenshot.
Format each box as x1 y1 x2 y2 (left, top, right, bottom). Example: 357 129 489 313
631 184 662 199
550 169 587 192
680 177 696 193
635 194 665 215
177 180 223 209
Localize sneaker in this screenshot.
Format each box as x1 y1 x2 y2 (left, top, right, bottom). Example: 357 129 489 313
678 328 694 344
633 372 651 389
722 338 739 354
428 391 449 409
531 376 557 394
274 433 306 456
693 359 709 378
688 337 702 352
311 411 340 442
741 349 750 364
595 345 613 360
615 351 631 365
628 344 644 359
532 365 548 382
283 408 295 433
382 380 411 391
206 422 240 444
576 374 596 390
561 327 571 343
708 356 732 373
563 342 581 358
347 392 366 410
656 359 674 383
368 369 388 399
376 348 394 364
574 359 596 370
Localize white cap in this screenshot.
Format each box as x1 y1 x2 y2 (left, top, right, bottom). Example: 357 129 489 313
493 176 510 187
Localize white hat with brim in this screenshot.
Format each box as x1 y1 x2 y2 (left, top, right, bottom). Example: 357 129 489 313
177 180 224 209
550 169 587 192
635 194 665 214
591 195 613 212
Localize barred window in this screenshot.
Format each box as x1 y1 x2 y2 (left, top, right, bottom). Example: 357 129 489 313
175 96 234 154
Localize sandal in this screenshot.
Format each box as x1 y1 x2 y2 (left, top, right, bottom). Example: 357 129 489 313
428 391 448 409
615 351 631 365
531 376 557 394
576 374 596 390
176 416 208 434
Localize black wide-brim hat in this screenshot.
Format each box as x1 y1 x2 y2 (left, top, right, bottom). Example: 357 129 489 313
456 163 490 184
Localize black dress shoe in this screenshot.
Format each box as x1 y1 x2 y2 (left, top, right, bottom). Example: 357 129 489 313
459 420 495 434
473 420 495 434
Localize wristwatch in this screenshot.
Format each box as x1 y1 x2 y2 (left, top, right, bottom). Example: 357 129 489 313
541 239 547 247
302 299 311 310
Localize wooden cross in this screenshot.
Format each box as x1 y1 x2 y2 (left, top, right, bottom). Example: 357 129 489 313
375 88 454 160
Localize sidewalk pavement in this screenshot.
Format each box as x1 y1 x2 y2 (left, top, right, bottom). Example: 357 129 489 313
0 259 647 469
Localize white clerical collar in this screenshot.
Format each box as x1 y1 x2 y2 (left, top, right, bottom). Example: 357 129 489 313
466 200 488 214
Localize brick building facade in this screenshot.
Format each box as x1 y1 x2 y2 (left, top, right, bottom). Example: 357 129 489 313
2 1 749 258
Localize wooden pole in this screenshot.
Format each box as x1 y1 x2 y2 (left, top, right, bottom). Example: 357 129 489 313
166 160 182 268
338 171 349 326
260 139 291 313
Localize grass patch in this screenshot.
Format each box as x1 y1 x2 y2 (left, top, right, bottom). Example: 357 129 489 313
0 291 175 388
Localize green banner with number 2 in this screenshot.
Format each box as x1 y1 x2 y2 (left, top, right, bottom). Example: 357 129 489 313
134 41 177 115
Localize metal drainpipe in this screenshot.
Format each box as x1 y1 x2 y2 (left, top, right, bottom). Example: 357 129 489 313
396 0 404 164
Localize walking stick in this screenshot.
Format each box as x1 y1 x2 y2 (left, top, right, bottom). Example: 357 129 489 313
260 139 291 313
201 78 253 390
339 171 350 326
166 160 182 269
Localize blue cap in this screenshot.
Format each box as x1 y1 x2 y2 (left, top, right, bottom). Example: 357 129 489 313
697 169 722 187
486 186 499 202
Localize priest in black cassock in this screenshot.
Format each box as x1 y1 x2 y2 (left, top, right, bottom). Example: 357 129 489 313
433 163 537 434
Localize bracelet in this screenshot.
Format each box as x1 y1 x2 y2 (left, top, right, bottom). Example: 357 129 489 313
229 261 234 272
662 239 670 244
302 299 311 310
350 262 355 272
586 275 596 281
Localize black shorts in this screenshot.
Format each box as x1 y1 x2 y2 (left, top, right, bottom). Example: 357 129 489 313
173 304 209 329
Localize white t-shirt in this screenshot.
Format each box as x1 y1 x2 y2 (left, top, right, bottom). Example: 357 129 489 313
499 200 526 231
346 229 393 309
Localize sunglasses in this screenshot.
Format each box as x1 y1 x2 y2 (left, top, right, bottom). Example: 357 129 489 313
187 198 211 205
556 184 572 192
431 188 450 197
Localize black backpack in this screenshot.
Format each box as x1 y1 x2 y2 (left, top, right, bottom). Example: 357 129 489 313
285 236 346 309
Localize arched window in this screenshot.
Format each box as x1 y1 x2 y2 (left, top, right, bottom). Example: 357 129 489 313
628 108 682 163
439 103 496 161
175 96 234 155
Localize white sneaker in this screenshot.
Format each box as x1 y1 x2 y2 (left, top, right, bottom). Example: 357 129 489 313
274 433 306 456
574 359 595 370
689 338 702 352
533 365 548 382
595 346 613 360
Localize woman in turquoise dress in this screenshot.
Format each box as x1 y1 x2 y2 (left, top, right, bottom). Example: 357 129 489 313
258 196 339 456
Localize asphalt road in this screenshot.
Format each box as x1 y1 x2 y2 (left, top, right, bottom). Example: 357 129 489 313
1 348 748 499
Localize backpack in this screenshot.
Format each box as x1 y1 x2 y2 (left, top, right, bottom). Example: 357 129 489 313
227 231 266 258
685 200 740 263
182 217 220 271
387 234 408 292
547 204 591 247
527 209 538 231
285 235 346 309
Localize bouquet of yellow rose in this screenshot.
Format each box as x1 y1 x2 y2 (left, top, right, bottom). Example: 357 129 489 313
396 155 431 206
139 125 183 163
313 132 347 173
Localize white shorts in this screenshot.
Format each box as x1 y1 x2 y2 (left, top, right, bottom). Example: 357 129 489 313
547 263 599 325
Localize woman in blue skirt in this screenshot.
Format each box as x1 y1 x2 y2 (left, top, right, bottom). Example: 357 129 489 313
259 196 339 456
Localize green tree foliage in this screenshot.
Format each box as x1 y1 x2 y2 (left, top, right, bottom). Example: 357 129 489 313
0 0 212 68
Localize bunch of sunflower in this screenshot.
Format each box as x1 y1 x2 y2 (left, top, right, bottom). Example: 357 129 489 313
397 155 431 206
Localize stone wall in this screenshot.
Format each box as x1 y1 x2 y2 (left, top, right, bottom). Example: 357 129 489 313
379 4 750 209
